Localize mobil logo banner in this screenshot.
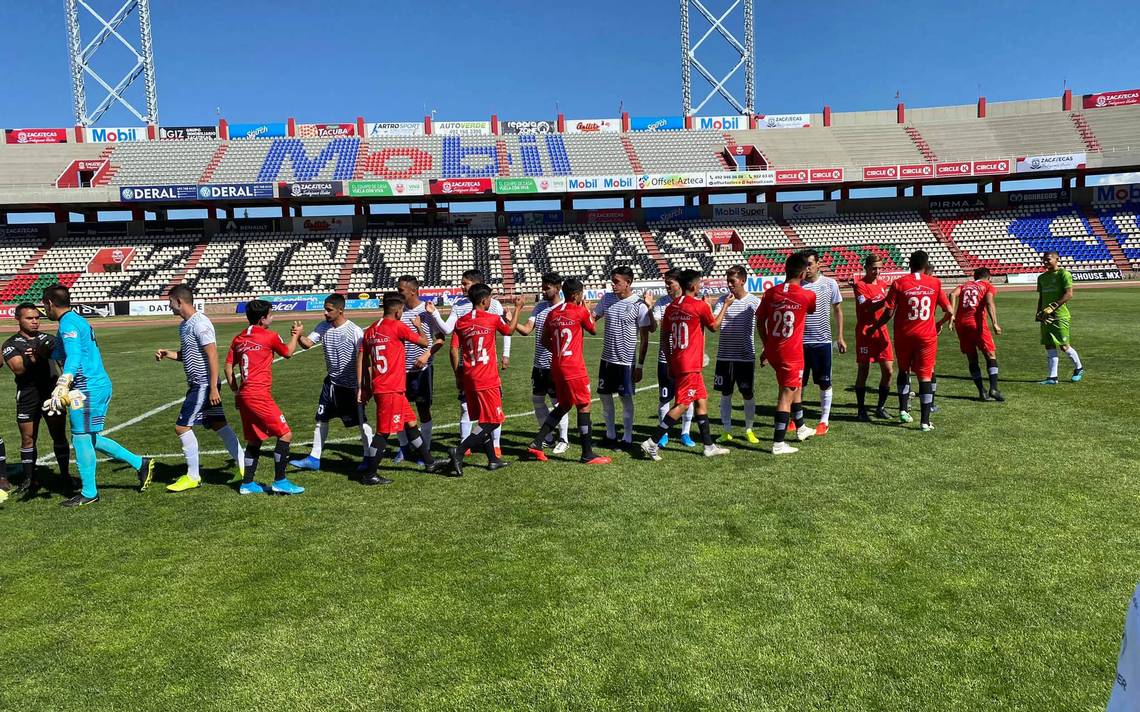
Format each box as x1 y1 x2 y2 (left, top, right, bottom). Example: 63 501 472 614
297 123 356 138
695 115 746 131
899 164 934 180
755 113 810 129
745 274 787 293
636 173 707 190
1093 183 1140 205
630 115 684 131
88 126 147 143
713 204 768 221
1015 152 1086 173
972 159 1010 175
197 183 275 200
434 121 492 136
862 165 899 181
365 122 423 136
430 178 493 195
810 167 844 183
229 122 287 139
936 161 973 178
567 175 636 192
159 125 218 140
1082 89 1140 109
565 118 619 134
119 184 198 202
775 169 809 185
500 120 556 134
5 128 67 144
706 170 775 187
786 201 837 217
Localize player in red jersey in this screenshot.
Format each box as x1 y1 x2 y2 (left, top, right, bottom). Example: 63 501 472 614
641 270 732 460
225 300 304 495
950 267 1004 402
874 250 953 431
446 284 522 476
851 254 895 421
524 278 611 465
357 293 448 485
757 253 817 455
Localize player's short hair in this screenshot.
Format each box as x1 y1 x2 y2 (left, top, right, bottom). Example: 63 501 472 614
168 283 194 303
678 269 702 292
784 252 809 278
726 265 747 281
1043 250 1059 259
15 303 38 318
324 293 346 311
42 284 71 307
908 250 930 272
562 278 584 299
541 271 563 287
799 248 820 262
245 299 271 325
863 254 881 268
397 274 420 290
610 266 634 282
662 268 681 284
973 267 992 280
461 269 486 284
467 283 492 305
382 292 405 314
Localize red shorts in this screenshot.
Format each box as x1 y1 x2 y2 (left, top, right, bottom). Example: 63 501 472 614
896 337 938 381
236 392 290 442
673 371 707 406
768 358 803 389
856 333 894 364
463 385 504 425
374 392 417 435
554 375 592 408
955 322 996 355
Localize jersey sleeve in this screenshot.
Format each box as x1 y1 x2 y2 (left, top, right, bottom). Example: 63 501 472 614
885 282 899 311
196 318 217 348
1061 270 1074 291
636 301 651 328
699 301 715 328
270 331 290 357
756 295 771 333
830 279 843 305
592 294 608 319
937 288 953 312
399 321 419 343
496 317 513 336
57 319 84 377
581 308 597 335
225 339 235 365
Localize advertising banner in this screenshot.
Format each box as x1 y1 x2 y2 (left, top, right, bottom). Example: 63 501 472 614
629 115 684 131
745 274 788 293
507 211 564 226
236 300 308 314
1007 273 1040 285
74 303 118 319
581 208 633 224
221 218 278 233
1015 153 1086 173
87 247 135 273
972 159 1011 175
564 118 620 134
87 126 147 143
430 178 493 195
5 128 67 144
159 125 218 140
1071 268 1123 282
566 175 636 192
929 196 986 212
786 201 837 217
196 183 275 200
119 184 198 202
1082 90 1140 109
434 121 492 136
365 122 424 137
694 115 747 131
774 169 810 185
706 170 776 188
755 114 811 129
862 165 899 181
493 177 567 194
636 173 707 190
810 167 845 183
936 161 973 178
713 204 768 221
449 212 497 230
644 205 701 222
297 123 356 138
1093 183 1140 205
281 181 344 198
229 122 287 139
293 216 351 234
1007 188 1071 205
706 229 736 245
129 299 205 316
500 120 557 134
346 179 426 197
899 163 935 180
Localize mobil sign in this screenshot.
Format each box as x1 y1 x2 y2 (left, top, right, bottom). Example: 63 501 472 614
695 115 746 131
1093 183 1140 205
88 126 147 143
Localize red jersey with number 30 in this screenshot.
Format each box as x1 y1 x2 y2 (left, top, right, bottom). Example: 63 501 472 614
661 295 715 375
454 309 512 390
226 325 290 396
542 301 595 380
362 318 419 395
886 272 952 341
954 279 994 327
757 282 817 363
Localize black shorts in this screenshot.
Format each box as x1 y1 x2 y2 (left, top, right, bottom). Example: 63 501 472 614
531 367 556 397
714 360 756 399
802 343 834 389
597 360 634 396
316 377 364 426
16 382 50 423
656 361 675 403
406 365 434 407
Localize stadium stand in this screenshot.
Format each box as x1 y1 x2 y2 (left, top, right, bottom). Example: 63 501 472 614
626 130 727 173
1096 202 1140 269
348 227 503 293
787 210 959 279
651 215 793 276
508 224 660 290
182 231 350 301
916 112 1086 164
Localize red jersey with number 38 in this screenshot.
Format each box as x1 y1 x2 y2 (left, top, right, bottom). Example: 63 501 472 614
226 325 291 396
362 318 419 395
541 301 595 381
661 295 715 375
454 309 513 390
886 272 952 341
757 282 817 363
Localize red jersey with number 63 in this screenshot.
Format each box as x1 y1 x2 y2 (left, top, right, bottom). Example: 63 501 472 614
954 279 994 328
226 325 291 396
661 295 715 375
362 318 419 395
454 309 513 390
757 282 817 363
541 301 595 381
886 272 952 341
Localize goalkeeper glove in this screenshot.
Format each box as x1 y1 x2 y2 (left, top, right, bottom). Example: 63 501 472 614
1041 301 1060 316
43 375 74 416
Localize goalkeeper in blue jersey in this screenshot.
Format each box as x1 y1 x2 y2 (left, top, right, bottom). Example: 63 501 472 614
42 284 154 507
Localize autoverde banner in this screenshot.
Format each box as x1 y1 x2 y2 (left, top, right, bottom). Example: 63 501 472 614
493 177 568 194
346 179 425 197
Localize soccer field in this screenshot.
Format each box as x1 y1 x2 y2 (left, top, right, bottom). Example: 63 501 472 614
1 288 1137 711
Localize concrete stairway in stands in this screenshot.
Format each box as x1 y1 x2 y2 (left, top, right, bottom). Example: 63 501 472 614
1082 207 1131 274
620 137 644 173
497 234 516 294
198 143 228 184
91 146 118 186
167 238 210 292
920 209 970 274
638 230 670 275
336 233 363 292
772 215 807 250
905 126 939 163
496 140 510 176
1070 113 1103 153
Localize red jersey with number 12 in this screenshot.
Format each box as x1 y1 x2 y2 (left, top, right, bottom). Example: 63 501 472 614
542 301 595 380
757 282 817 363
362 318 419 395
661 295 715 375
454 309 512 390
954 279 995 327
226 325 291 396
886 272 952 341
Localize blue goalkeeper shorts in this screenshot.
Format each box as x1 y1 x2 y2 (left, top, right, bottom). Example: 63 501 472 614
70 386 112 434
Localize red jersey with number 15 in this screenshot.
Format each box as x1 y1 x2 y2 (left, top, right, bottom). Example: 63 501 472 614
661 295 715 375
226 325 291 395
541 301 595 380
954 279 995 327
886 272 952 341
757 282 817 363
362 318 420 395
454 309 512 390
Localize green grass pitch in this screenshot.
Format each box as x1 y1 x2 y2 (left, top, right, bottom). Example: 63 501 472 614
1 288 1137 711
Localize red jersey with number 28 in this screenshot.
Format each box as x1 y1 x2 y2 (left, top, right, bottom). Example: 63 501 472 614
454 309 512 390
227 325 291 396
886 272 952 341
757 282 817 363
362 318 419 395
661 295 715 375
954 279 994 327
541 301 595 381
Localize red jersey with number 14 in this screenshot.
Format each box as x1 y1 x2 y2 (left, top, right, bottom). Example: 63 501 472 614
886 272 952 341
454 309 512 390
954 279 995 327
542 301 595 381
757 282 817 363
362 318 419 395
661 295 715 375
226 325 291 395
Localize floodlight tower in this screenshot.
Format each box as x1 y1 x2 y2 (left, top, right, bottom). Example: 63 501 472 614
680 0 755 116
65 0 159 126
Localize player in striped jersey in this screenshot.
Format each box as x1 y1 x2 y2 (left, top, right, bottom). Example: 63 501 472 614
712 265 762 445
593 266 652 449
155 284 243 492
646 270 694 448
290 294 376 473
393 275 449 461
798 250 846 438
515 272 570 454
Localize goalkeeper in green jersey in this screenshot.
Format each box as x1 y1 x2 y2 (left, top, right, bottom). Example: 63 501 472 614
1035 251 1084 385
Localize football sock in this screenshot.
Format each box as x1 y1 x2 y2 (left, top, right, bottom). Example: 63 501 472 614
897 373 911 412
215 425 242 467
491 423 502 450
532 394 550 426
179 430 201 481
421 420 434 450
93 435 142 471
919 381 935 426
273 440 290 481
620 395 635 442
457 426 489 457
601 394 617 439
54 441 71 480
652 414 679 444
406 425 433 465
310 421 329 459
931 376 938 408
369 433 390 465
360 422 376 458
719 395 733 431
242 443 259 484
969 362 985 397
578 410 596 459
696 414 713 447
530 406 570 451
986 359 1000 391
773 411 790 444
0 437 5 472
484 425 502 461
657 400 670 425
792 402 804 429
1065 347 1082 370
74 435 97 499
681 404 694 436
743 399 756 430
820 387 834 425
556 407 569 443
855 386 867 411
396 430 409 450
1046 349 1059 378
877 384 890 410
20 447 36 485
459 401 472 441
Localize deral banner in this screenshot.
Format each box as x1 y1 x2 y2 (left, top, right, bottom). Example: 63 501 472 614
119 185 199 202
196 183 275 200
